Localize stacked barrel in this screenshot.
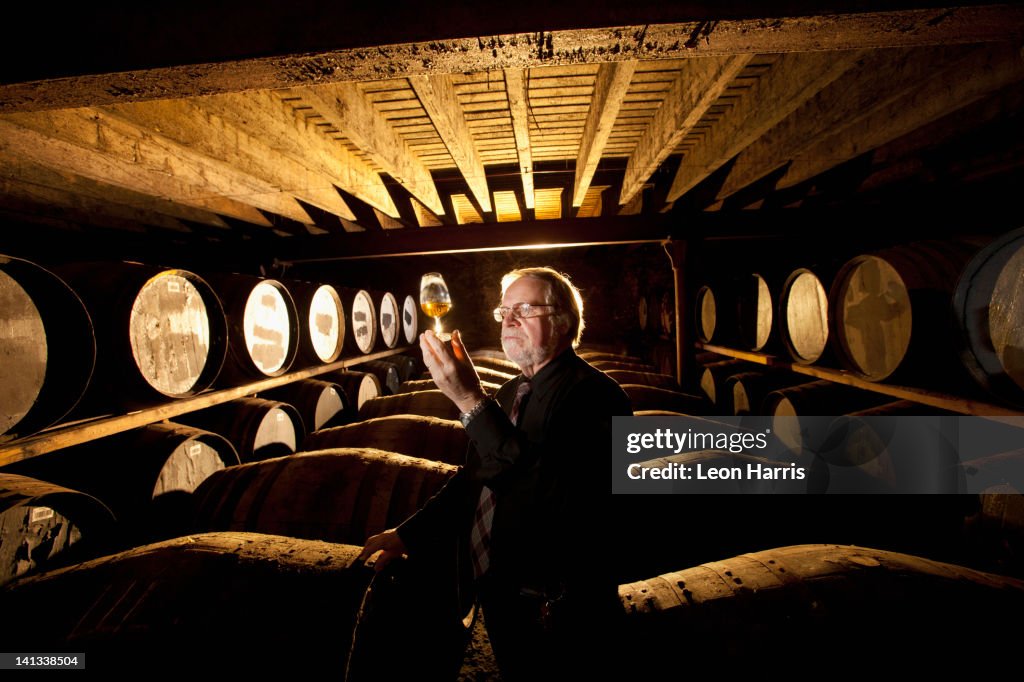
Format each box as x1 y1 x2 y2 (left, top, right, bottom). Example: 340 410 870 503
0 259 464 672
696 229 1024 408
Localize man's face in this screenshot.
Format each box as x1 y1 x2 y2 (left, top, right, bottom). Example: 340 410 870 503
500 277 566 370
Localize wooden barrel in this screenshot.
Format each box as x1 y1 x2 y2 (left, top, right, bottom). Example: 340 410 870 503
780 266 833 365
0 532 373 674
376 354 420 383
261 378 350 432
698 359 748 408
0 473 115 587
725 370 806 415
577 341 629 355
304 415 468 465
813 402 962 492
191 449 457 544
618 544 1024 670
470 348 510 361
963 483 1024 577
0 255 95 438
400 293 419 345
360 359 401 395
339 288 378 355
202 272 299 383
3 422 239 543
286 279 346 366
763 380 895 454
695 279 744 346
175 397 305 462
474 365 516 383
470 354 521 374
329 370 382 411
829 239 987 382
55 261 229 408
952 227 1024 406
399 378 502 395
578 351 646 364
620 384 710 415
591 360 657 372
358 390 461 421
373 290 401 350
605 369 680 390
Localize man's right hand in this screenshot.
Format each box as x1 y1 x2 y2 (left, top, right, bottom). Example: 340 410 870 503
358 528 408 572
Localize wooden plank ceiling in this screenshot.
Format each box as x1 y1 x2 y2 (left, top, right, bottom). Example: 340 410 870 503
0 4 1023 255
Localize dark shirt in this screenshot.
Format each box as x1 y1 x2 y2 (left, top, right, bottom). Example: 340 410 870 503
397 347 633 595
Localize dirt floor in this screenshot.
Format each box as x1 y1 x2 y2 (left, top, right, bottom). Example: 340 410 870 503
457 616 502 681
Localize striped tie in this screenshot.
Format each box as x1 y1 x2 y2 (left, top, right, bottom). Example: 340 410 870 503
470 379 531 578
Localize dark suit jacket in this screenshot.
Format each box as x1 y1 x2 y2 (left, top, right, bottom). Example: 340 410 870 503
397 348 633 600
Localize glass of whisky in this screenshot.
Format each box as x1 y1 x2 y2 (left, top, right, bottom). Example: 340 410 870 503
420 272 452 341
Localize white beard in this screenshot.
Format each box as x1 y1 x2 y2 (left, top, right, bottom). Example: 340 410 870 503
501 332 559 372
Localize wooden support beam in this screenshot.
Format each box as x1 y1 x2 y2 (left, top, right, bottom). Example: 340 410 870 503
504 69 535 210
408 74 492 213
0 175 191 234
665 50 862 203
777 43 1024 190
714 45 977 201
103 98 357 221
298 83 445 216
619 55 752 207
0 115 275 227
572 61 635 207
0 151 232 229
4 5 1022 112
196 89 398 222
8 107 315 225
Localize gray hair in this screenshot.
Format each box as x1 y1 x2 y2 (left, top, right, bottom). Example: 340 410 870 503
500 267 585 348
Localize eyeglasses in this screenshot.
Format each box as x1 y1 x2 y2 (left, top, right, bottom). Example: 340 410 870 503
492 303 558 322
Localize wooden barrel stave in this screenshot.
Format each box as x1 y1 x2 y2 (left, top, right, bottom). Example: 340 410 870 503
261 378 350 432
304 415 468 465
621 384 711 415
618 543 1024 670
3 423 237 544
0 255 95 438
175 397 305 462
0 532 372 674
191 449 457 544
953 227 1024 406
0 473 115 586
357 390 461 421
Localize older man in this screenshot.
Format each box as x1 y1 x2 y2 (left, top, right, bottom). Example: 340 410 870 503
359 267 632 679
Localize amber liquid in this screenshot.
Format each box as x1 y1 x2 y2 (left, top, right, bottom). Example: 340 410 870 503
421 301 452 318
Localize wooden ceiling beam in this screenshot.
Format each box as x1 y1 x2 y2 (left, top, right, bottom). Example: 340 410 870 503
297 83 445 216
573 61 635 207
5 5 1022 112
102 98 356 222
0 115 275 227
0 177 191 234
504 68 535 210
713 45 980 201
0 151 232 229
197 90 398 222
619 55 752 206
777 43 1024 191
409 74 492 214
665 50 862 203
18 107 315 224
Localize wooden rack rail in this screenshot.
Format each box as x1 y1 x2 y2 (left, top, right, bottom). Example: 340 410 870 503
697 343 1024 423
0 346 414 466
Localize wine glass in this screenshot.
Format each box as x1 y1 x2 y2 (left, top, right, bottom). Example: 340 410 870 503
420 272 452 341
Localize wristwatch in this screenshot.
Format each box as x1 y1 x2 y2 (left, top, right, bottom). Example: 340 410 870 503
459 397 490 428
